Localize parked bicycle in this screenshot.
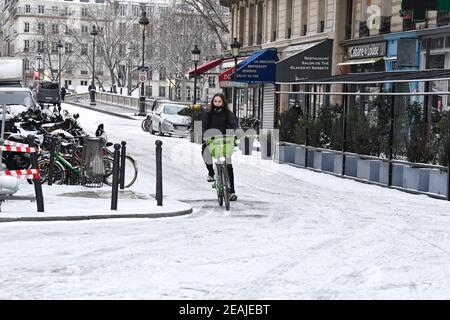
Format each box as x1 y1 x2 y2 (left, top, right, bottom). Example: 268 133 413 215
206 135 236 211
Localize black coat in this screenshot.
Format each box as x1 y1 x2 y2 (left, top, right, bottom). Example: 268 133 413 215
202 108 238 140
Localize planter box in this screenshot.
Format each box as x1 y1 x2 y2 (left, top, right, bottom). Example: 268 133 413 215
429 169 447 196
334 154 343 175
278 144 295 163
294 147 306 166
357 159 371 181
392 163 406 187
403 166 419 190
379 161 389 185
306 149 315 168
344 155 358 177
418 168 432 192
321 152 335 172
313 151 322 170
368 160 382 183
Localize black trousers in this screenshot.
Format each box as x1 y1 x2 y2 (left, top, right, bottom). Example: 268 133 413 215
202 143 235 193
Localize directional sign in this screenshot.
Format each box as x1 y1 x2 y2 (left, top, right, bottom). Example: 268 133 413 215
139 71 147 82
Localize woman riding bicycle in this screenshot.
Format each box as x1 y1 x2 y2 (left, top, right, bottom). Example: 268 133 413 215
202 93 238 201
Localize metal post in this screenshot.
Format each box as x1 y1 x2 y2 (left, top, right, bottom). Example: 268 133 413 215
27 135 44 212
447 121 450 201
305 85 310 167
193 62 198 105
138 28 146 116
111 143 121 210
48 137 57 186
388 84 395 186
155 140 163 206
233 56 238 116
58 52 61 93
90 30 97 106
342 85 348 176
119 141 126 190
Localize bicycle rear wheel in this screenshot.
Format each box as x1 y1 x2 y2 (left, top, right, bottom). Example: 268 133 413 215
103 156 137 188
221 166 231 211
37 159 66 185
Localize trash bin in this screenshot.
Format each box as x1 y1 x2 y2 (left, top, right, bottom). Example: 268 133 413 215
81 137 105 188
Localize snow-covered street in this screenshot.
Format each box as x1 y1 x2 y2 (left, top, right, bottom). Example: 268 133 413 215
1 103 450 299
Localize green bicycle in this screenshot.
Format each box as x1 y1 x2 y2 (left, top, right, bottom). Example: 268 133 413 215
206 135 235 211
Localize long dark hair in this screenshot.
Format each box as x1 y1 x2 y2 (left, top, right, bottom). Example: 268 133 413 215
208 93 230 112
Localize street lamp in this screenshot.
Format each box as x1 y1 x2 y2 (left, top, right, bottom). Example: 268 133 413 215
138 9 149 116
90 25 99 106
36 50 43 81
230 37 241 117
191 45 200 105
56 40 63 92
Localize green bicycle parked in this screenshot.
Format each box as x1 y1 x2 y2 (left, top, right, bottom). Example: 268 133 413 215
206 135 236 211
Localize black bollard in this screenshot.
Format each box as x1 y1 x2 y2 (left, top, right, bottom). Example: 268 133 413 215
120 141 126 189
111 143 121 210
155 140 163 206
48 136 57 186
27 135 44 212
267 130 272 158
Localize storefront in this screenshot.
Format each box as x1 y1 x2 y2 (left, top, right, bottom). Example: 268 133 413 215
275 39 333 125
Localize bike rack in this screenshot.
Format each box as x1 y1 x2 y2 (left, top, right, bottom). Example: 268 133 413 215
0 104 44 212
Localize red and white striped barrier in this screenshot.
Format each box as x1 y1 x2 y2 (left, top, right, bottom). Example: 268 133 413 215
0 169 40 179
0 145 38 153
4 140 30 148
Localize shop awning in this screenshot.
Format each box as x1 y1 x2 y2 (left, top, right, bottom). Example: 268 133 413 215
275 69 450 85
220 56 248 69
231 48 278 84
218 66 248 88
276 39 333 83
337 57 384 66
186 57 224 78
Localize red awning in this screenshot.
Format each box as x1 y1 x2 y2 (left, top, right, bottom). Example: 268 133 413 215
219 66 236 82
187 57 224 78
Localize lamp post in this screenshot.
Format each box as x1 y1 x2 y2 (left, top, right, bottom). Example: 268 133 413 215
191 45 200 105
56 40 63 92
90 25 98 106
36 50 43 81
230 37 241 117
138 9 149 116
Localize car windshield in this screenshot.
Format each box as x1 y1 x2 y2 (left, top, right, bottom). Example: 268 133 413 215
163 105 187 115
39 82 59 89
0 91 34 107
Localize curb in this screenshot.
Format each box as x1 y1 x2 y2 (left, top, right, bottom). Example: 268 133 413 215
64 101 137 120
0 207 193 223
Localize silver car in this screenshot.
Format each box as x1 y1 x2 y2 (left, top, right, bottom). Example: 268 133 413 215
150 103 191 137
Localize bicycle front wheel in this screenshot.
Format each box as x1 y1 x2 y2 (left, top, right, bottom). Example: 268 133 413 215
215 165 224 207
103 156 138 188
221 166 230 211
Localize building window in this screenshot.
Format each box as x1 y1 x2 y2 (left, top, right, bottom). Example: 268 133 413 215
37 23 45 32
81 8 88 17
81 43 88 55
208 76 216 88
24 59 30 70
65 43 72 53
81 25 88 34
159 68 165 81
23 40 29 52
51 42 59 53
52 6 58 15
52 24 59 34
119 4 127 16
146 86 152 97
37 41 44 51
81 80 88 86
95 0 104 3
430 37 444 50
80 0 89 3
25 4 30 13
159 86 166 97
64 80 72 87
24 22 29 32
38 5 44 14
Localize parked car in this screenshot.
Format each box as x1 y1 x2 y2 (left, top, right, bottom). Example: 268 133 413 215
36 81 60 107
150 102 191 137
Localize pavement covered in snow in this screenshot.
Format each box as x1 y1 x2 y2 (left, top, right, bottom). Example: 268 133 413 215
1 103 450 299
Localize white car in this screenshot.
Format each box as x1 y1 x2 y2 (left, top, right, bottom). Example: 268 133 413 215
150 103 191 137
